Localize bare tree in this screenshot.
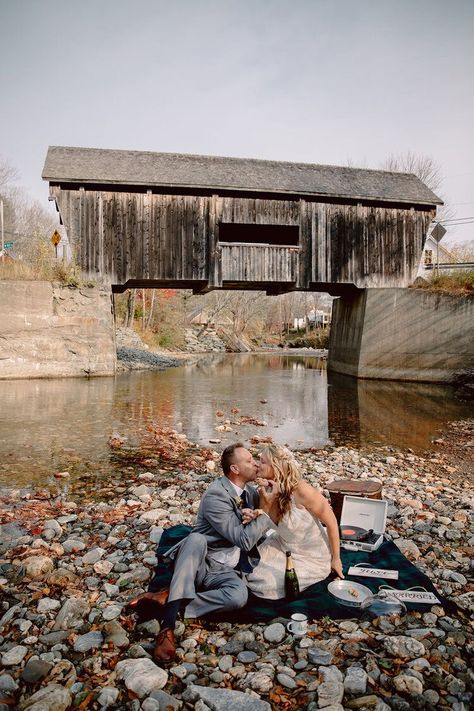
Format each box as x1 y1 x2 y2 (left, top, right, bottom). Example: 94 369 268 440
381 151 453 224
382 152 443 193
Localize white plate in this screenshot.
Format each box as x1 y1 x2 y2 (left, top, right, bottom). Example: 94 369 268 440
327 580 373 607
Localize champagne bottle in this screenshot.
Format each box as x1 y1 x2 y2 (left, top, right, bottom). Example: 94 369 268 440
285 550 300 600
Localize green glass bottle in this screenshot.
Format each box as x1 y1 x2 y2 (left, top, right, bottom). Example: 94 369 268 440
285 550 300 600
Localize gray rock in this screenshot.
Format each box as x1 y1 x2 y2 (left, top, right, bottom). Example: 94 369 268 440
247 671 274 693
423 689 440 705
0 604 23 630
277 673 297 689
103 582 119 597
117 566 151 587
263 622 286 643
394 539 422 560
1 645 28 666
142 699 160 711
43 519 63 537
320 666 343 684
150 526 164 544
222 639 244 654
102 604 122 620
393 674 423 695
23 555 55 578
96 687 120 708
21 658 53 683
169 664 188 680
73 631 104 652
186 684 271 710
308 647 333 665
218 655 234 672
149 689 182 710
37 597 61 613
82 547 106 565
237 650 258 664
53 597 90 630
62 538 86 553
383 635 426 659
0 675 18 692
104 621 129 648
318 680 344 708
17 684 71 711
115 658 168 696
344 666 367 695
39 631 69 646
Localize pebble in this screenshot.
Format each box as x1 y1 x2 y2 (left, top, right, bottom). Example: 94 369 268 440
383 635 426 659
115 658 168 696
22 555 54 578
0 430 472 711
73 631 104 652
263 622 286 643
393 673 424 695
2 645 28 666
102 604 122 620
21 658 53 683
344 666 368 694
308 647 333 665
96 687 120 707
318 680 344 707
37 597 61 613
17 684 71 710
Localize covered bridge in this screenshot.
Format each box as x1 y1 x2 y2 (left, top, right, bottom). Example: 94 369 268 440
42 146 441 295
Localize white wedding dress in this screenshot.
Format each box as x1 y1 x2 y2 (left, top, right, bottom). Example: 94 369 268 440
246 502 332 599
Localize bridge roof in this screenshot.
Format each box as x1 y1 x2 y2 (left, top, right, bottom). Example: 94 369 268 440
43 146 442 206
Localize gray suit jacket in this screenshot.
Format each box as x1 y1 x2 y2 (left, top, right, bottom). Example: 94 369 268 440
166 476 275 566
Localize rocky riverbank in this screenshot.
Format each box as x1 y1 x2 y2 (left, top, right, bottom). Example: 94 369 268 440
0 421 472 711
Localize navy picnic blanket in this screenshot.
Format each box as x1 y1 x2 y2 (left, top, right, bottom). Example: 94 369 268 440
148 525 455 621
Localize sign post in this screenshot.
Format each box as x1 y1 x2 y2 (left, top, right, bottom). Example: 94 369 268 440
51 230 61 258
431 223 447 276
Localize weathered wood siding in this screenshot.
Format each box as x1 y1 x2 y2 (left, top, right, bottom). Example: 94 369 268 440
220 245 299 283
51 187 435 290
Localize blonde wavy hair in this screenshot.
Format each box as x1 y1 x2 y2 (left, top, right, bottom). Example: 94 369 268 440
261 444 301 522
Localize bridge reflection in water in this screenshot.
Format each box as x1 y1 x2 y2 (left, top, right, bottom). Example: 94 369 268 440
0 354 470 489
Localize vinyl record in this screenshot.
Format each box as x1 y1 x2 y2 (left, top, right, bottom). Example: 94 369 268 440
340 525 373 541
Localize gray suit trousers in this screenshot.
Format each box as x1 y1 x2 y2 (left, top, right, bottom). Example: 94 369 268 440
168 532 248 618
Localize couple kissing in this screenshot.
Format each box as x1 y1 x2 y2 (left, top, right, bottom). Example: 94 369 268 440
128 441 343 663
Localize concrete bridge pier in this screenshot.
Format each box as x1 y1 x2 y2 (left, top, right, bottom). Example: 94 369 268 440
328 288 474 383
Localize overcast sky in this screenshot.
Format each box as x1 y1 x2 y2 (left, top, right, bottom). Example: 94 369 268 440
1 0 473 244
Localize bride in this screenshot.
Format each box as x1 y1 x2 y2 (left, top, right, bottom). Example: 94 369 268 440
245 444 343 599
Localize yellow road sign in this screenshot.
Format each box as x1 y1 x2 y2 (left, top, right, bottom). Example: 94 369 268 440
51 230 61 246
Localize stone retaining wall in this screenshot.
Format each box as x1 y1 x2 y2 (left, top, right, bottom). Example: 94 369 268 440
0 281 116 379
328 288 474 382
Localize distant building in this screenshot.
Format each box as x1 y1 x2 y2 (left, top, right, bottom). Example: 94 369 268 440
417 228 473 277
0 248 14 263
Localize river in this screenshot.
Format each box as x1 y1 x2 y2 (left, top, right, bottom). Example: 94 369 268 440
0 353 471 490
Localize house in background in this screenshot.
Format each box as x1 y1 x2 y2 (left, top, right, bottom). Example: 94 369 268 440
417 223 474 277
416 227 457 278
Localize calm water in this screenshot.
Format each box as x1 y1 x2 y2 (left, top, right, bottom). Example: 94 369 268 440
0 353 471 490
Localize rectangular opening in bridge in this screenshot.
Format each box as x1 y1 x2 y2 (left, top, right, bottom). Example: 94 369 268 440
219 223 299 246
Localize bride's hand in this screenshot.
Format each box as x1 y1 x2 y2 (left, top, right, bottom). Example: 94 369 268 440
255 477 271 489
331 556 344 579
259 479 279 513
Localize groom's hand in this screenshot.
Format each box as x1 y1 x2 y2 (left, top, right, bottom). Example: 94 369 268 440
241 507 259 524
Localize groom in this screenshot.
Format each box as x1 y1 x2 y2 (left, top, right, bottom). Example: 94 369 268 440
132 442 279 663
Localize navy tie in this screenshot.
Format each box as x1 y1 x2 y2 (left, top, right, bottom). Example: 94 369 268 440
239 490 253 573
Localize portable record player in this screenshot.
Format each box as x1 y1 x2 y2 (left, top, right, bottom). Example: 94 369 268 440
340 495 387 552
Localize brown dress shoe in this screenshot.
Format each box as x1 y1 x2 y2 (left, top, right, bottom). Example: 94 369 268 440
126 590 169 621
153 627 176 663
